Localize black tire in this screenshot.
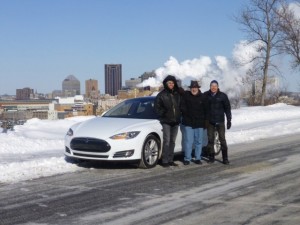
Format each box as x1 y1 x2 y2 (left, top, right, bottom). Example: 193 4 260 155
139 134 160 169
214 130 221 155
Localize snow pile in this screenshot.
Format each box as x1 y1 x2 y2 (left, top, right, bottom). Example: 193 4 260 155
0 116 94 183
227 103 300 143
1 104 300 183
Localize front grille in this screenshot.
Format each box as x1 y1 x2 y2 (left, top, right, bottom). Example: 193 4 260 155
73 153 109 158
70 138 111 152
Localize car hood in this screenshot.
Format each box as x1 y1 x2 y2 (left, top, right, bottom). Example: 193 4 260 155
72 117 158 139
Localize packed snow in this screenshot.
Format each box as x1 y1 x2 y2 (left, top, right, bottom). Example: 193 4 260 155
1 103 300 184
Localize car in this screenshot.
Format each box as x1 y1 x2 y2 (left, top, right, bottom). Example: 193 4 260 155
64 96 183 168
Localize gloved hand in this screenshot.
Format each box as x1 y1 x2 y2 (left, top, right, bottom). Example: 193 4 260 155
227 121 231 130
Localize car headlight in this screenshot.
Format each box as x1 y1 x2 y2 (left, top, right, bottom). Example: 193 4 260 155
66 128 73 136
109 131 140 140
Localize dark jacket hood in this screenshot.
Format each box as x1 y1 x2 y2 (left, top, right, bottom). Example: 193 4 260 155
162 75 179 91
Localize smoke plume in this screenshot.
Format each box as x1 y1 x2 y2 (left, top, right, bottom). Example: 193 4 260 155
138 40 263 99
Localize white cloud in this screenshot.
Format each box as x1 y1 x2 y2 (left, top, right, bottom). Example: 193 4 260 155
289 2 300 18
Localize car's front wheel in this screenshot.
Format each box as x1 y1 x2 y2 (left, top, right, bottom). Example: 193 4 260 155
214 131 221 155
139 134 160 168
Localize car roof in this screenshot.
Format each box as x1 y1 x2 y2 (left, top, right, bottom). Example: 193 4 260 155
125 96 155 102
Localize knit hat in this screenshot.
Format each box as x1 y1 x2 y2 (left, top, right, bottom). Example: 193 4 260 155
210 80 219 86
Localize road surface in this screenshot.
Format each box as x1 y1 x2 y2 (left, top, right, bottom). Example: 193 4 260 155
0 134 300 225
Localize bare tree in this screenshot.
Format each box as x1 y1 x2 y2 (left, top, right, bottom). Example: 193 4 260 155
278 2 300 69
235 0 284 105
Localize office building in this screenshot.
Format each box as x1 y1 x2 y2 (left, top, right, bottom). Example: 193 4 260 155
140 71 156 81
62 75 80 97
85 79 99 99
52 90 63 98
16 87 34 100
125 77 142 89
105 64 122 96
140 71 156 90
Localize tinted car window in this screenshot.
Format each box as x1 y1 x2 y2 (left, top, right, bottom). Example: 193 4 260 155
103 98 158 119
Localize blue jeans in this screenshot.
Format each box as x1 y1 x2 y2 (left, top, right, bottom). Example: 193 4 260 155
183 126 203 161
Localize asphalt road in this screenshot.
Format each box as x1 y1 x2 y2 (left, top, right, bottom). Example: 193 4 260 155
0 134 300 225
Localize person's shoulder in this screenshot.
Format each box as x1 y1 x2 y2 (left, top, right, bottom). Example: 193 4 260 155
199 91 205 97
155 90 164 98
219 91 228 96
179 91 188 100
218 91 229 99
158 89 167 94
203 90 210 96
183 90 190 96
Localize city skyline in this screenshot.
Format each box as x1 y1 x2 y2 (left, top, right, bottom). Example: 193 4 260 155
0 1 299 95
1 69 152 97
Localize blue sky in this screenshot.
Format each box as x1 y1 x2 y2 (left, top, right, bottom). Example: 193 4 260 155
0 0 298 95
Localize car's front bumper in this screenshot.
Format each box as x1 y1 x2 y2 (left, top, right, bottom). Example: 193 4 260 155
64 136 143 161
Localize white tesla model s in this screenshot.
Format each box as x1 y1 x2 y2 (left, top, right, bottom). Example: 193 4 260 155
65 96 183 168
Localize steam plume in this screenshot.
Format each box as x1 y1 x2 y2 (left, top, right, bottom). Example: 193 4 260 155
139 40 262 98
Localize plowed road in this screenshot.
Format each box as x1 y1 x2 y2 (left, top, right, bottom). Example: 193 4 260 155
1 134 300 225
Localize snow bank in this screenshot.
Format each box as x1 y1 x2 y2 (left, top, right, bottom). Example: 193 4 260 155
1 104 300 184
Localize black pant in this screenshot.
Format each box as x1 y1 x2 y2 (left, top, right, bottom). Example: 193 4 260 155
207 122 228 159
161 123 179 164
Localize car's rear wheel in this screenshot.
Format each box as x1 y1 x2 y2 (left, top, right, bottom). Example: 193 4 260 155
214 130 221 155
139 134 160 168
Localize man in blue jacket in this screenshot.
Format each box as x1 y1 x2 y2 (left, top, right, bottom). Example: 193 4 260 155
204 80 232 165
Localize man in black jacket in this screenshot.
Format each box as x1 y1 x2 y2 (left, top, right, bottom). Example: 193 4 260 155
154 75 181 167
181 81 206 165
204 80 232 165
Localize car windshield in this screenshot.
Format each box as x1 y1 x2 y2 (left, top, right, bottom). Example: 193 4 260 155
102 98 159 119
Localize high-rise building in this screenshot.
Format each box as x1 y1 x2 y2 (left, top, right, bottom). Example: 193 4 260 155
52 90 63 98
140 71 156 81
85 79 99 99
62 75 80 97
16 87 33 100
105 64 122 96
140 71 156 90
125 78 142 89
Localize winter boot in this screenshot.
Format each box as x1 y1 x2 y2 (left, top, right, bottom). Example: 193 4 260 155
222 148 230 165
208 153 215 164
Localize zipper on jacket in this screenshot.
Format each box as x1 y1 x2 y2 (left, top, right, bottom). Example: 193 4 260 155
171 94 176 119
